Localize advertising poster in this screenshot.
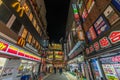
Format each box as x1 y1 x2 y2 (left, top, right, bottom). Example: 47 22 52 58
94 16 110 36
86 31 92 43
91 59 100 80
89 26 97 40
113 64 120 79
104 5 120 25
112 0 120 12
102 64 119 80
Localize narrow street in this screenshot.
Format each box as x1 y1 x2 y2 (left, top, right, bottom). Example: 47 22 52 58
44 73 68 80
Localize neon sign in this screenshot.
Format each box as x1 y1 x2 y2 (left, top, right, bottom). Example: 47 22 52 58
12 1 24 17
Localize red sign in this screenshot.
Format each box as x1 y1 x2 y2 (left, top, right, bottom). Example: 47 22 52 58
112 56 120 62
86 48 90 54
0 41 8 51
7 46 18 54
18 51 24 57
109 31 120 44
99 37 110 48
93 42 100 51
89 45 94 53
89 26 97 40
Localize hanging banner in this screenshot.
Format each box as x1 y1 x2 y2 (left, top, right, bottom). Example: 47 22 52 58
104 5 120 25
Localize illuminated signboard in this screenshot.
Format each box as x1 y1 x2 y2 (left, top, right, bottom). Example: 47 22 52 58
94 16 110 36
104 5 120 25
0 39 41 62
12 1 24 17
93 42 100 51
112 0 120 12
86 0 95 13
7 45 18 54
99 37 110 48
0 41 8 51
109 31 120 44
72 4 80 21
89 26 97 40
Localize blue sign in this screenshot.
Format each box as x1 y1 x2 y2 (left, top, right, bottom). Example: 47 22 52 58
94 16 110 36
112 0 120 12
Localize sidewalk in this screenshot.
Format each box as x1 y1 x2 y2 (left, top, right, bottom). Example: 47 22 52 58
63 72 87 80
63 72 77 80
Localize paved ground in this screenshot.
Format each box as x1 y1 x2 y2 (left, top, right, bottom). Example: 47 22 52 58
44 73 68 80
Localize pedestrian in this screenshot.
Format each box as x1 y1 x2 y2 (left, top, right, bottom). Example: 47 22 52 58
59 67 62 75
54 67 56 74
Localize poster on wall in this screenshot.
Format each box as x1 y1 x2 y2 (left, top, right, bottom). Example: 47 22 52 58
113 64 120 79
104 5 120 25
94 16 110 36
102 64 119 80
89 26 97 40
112 0 120 12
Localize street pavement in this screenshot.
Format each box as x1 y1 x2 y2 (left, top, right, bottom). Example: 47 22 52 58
44 73 68 80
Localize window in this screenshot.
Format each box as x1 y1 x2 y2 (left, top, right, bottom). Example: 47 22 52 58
33 18 37 28
10 18 22 34
29 13 33 21
27 33 32 43
21 28 28 39
0 3 12 24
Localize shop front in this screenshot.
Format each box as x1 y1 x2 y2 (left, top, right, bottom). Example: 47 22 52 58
0 38 41 80
100 54 120 80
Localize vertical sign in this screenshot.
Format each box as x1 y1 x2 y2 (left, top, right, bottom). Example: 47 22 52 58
89 26 97 40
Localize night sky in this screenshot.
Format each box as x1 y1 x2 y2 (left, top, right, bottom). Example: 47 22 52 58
44 0 70 43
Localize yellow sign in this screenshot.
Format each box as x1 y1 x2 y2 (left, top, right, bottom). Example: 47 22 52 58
12 1 24 17
0 42 6 50
17 37 25 47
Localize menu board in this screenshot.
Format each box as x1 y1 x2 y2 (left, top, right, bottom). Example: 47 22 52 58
102 64 119 80
112 0 120 12
104 5 120 25
94 16 110 36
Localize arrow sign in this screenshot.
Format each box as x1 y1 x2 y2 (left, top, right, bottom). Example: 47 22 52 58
109 31 120 44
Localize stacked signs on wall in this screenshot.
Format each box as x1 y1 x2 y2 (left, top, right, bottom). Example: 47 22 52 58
86 26 97 43
85 26 120 55
103 5 120 25
94 16 110 36
72 4 80 22
112 0 120 12
72 3 85 41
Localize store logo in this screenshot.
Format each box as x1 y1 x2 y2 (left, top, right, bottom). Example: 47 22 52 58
17 37 25 47
0 42 6 50
12 1 24 17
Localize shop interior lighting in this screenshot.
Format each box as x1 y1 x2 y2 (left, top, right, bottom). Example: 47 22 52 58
0 0 2 5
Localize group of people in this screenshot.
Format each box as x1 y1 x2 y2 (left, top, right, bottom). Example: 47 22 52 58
53 67 63 74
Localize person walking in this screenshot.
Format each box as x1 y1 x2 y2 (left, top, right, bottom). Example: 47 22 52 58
54 67 56 74
59 67 62 75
